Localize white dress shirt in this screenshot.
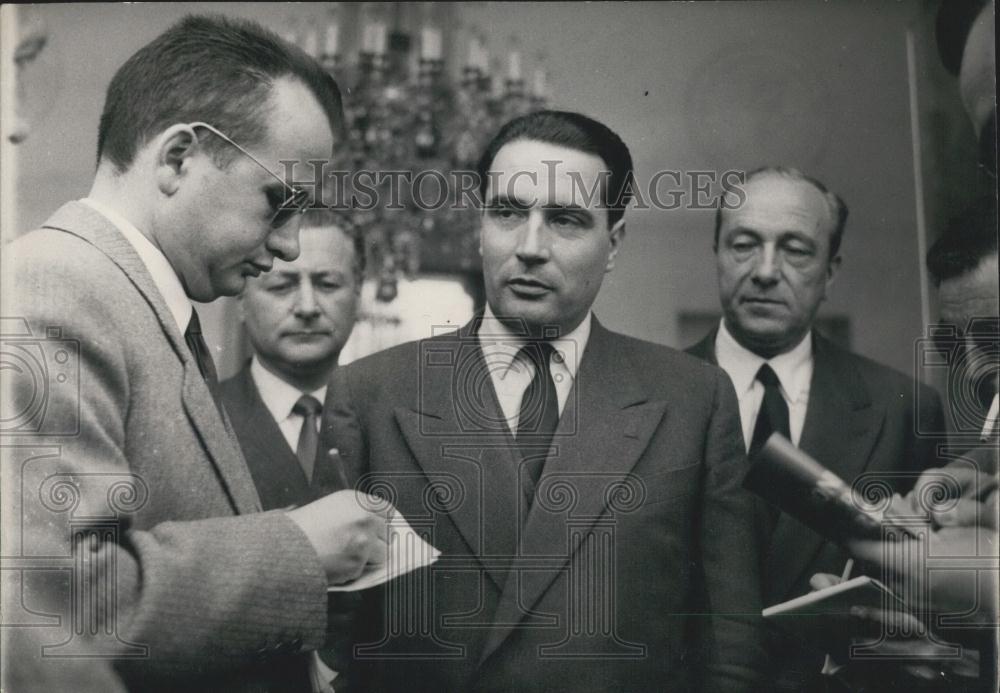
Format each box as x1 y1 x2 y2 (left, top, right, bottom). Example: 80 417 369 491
478 305 591 433
714 320 813 451
81 197 193 334
250 357 327 453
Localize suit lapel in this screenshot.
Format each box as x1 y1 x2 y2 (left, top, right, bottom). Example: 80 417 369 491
224 367 312 509
480 320 668 664
43 202 261 514
392 319 520 591
766 335 884 601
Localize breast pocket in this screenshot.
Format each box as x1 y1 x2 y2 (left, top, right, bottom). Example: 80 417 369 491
636 462 703 507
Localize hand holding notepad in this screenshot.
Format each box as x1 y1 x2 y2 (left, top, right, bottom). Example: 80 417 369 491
328 511 442 592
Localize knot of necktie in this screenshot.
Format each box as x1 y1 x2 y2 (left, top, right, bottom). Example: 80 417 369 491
293 394 322 418
515 342 558 437
755 362 781 389
750 361 790 454
293 394 322 483
516 341 556 372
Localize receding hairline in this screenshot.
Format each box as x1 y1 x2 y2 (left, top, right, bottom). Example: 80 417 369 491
482 137 614 209
719 170 843 247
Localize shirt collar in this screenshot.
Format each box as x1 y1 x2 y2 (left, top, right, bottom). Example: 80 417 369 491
80 197 191 334
478 304 592 380
250 357 328 422
715 319 813 402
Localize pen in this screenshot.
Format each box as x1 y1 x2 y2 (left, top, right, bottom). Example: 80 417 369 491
840 558 854 583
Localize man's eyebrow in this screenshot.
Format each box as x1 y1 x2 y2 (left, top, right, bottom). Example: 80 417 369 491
725 226 761 237
486 193 532 210
778 231 817 244
542 202 594 215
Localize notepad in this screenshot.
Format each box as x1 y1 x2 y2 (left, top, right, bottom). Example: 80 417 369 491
763 575 904 645
327 513 441 592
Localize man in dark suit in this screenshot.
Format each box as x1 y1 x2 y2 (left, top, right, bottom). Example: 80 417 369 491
686 166 945 690
322 110 766 692
221 209 364 511
1 16 390 692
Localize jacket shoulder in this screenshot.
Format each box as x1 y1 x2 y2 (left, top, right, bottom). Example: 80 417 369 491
819 339 942 411
218 365 253 403
823 340 916 391
604 329 729 394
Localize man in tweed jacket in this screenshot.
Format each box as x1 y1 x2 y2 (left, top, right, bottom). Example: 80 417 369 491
1 15 388 692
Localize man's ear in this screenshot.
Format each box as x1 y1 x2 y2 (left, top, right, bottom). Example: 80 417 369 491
825 254 842 291
605 218 626 272
154 124 201 196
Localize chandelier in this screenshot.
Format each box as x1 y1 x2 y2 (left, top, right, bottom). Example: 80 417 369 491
284 3 549 303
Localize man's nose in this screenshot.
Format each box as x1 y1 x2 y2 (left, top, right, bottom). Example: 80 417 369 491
294 278 319 318
267 218 301 263
751 244 781 284
514 211 550 264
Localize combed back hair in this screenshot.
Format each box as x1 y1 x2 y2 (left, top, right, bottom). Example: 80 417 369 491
300 207 367 285
475 110 635 228
927 194 998 285
714 166 849 260
97 14 344 172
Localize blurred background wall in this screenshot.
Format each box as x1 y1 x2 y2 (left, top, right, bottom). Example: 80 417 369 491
1 1 980 377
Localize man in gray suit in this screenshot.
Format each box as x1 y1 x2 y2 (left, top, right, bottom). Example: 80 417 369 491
322 110 765 692
1 15 389 692
686 166 945 690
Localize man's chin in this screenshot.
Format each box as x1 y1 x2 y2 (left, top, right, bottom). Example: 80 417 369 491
208 274 247 300
728 316 796 347
278 343 338 365
493 300 562 334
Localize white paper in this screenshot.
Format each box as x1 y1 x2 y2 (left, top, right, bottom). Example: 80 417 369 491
327 513 441 592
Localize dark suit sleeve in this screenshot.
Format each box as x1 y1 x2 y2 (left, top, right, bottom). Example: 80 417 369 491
697 369 767 691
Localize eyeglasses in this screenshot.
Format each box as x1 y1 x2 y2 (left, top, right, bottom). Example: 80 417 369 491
187 122 311 228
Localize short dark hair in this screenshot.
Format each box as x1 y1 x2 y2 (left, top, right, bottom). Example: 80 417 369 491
475 110 635 228
927 195 998 285
300 207 367 285
97 14 344 172
714 166 849 260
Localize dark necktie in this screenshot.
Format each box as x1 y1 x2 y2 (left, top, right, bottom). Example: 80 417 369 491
515 341 559 490
184 309 224 414
751 363 790 534
750 363 791 454
293 394 322 483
